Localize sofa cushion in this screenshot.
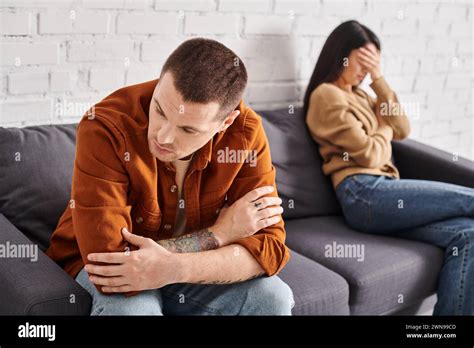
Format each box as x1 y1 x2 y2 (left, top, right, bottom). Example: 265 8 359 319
278 250 349 315
0 124 77 251
258 107 341 219
0 214 92 315
284 216 444 315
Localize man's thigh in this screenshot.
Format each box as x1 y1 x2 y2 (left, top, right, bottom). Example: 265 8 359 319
160 275 294 315
75 267 164 315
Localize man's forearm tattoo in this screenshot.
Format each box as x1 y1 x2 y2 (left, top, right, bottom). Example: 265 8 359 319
195 272 266 285
157 228 219 253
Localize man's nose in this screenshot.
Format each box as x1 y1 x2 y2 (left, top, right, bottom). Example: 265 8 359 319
157 123 175 145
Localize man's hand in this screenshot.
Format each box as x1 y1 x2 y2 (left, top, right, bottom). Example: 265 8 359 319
209 185 283 247
85 228 179 292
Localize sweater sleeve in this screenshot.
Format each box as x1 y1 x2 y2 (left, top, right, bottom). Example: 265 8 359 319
306 85 394 169
368 76 411 140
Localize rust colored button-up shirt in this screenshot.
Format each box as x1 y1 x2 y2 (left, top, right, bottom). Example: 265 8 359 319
46 79 290 292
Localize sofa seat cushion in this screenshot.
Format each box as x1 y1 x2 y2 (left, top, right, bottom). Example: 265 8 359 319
284 216 444 314
278 250 349 315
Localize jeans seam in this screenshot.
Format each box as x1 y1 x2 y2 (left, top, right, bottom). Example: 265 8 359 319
419 223 462 233
91 303 104 315
350 175 361 184
457 231 469 314
349 176 364 195
344 187 371 232
160 289 223 315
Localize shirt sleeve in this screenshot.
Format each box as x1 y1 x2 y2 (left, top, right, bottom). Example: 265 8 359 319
307 86 394 169
71 115 136 295
367 76 411 140
225 113 290 276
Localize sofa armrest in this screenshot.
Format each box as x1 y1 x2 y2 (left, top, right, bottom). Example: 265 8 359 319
0 214 91 315
392 139 474 188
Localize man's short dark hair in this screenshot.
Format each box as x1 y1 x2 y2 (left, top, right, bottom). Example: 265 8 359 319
161 38 248 120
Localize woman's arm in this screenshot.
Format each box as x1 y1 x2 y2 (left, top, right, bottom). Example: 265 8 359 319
306 86 394 169
368 76 411 140
357 46 410 140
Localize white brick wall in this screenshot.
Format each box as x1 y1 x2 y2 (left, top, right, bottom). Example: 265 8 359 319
39 11 110 34
0 0 472 160
0 12 32 35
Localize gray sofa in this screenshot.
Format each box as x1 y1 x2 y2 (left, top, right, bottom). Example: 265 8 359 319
1 107 473 315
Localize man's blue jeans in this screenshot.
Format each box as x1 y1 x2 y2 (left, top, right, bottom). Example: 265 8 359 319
335 174 474 315
76 267 295 315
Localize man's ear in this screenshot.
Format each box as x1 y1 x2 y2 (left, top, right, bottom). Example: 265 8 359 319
219 110 240 132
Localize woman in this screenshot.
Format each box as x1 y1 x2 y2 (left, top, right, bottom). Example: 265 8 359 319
304 20 473 315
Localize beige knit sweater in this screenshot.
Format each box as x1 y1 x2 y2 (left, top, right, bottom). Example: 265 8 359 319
306 76 411 189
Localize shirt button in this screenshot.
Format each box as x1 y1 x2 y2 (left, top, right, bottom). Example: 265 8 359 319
170 185 177 193
164 224 172 230
136 216 143 224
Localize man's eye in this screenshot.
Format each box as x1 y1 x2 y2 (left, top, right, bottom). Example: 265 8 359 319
155 107 165 118
183 128 197 135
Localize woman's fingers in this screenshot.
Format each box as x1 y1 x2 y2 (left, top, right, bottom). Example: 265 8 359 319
365 44 379 56
360 46 379 61
358 50 379 69
358 56 376 70
359 45 381 80
358 50 378 64
358 52 378 68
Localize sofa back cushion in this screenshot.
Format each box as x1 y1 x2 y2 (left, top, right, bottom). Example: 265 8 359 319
0 124 77 251
258 107 341 219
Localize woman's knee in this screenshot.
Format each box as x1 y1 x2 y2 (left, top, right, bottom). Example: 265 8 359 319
448 218 474 249
240 276 294 315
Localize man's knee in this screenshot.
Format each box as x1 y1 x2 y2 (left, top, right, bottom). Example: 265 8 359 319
75 268 163 315
90 291 164 316
241 276 294 315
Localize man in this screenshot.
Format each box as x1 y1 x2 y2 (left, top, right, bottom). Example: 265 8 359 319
46 38 294 315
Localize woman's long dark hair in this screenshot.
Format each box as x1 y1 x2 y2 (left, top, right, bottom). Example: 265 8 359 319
303 20 381 116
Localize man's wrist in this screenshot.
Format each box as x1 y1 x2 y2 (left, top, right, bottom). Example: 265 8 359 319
169 251 190 283
208 224 226 247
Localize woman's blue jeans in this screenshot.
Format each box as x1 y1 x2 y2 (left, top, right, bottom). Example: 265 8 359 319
335 174 474 315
